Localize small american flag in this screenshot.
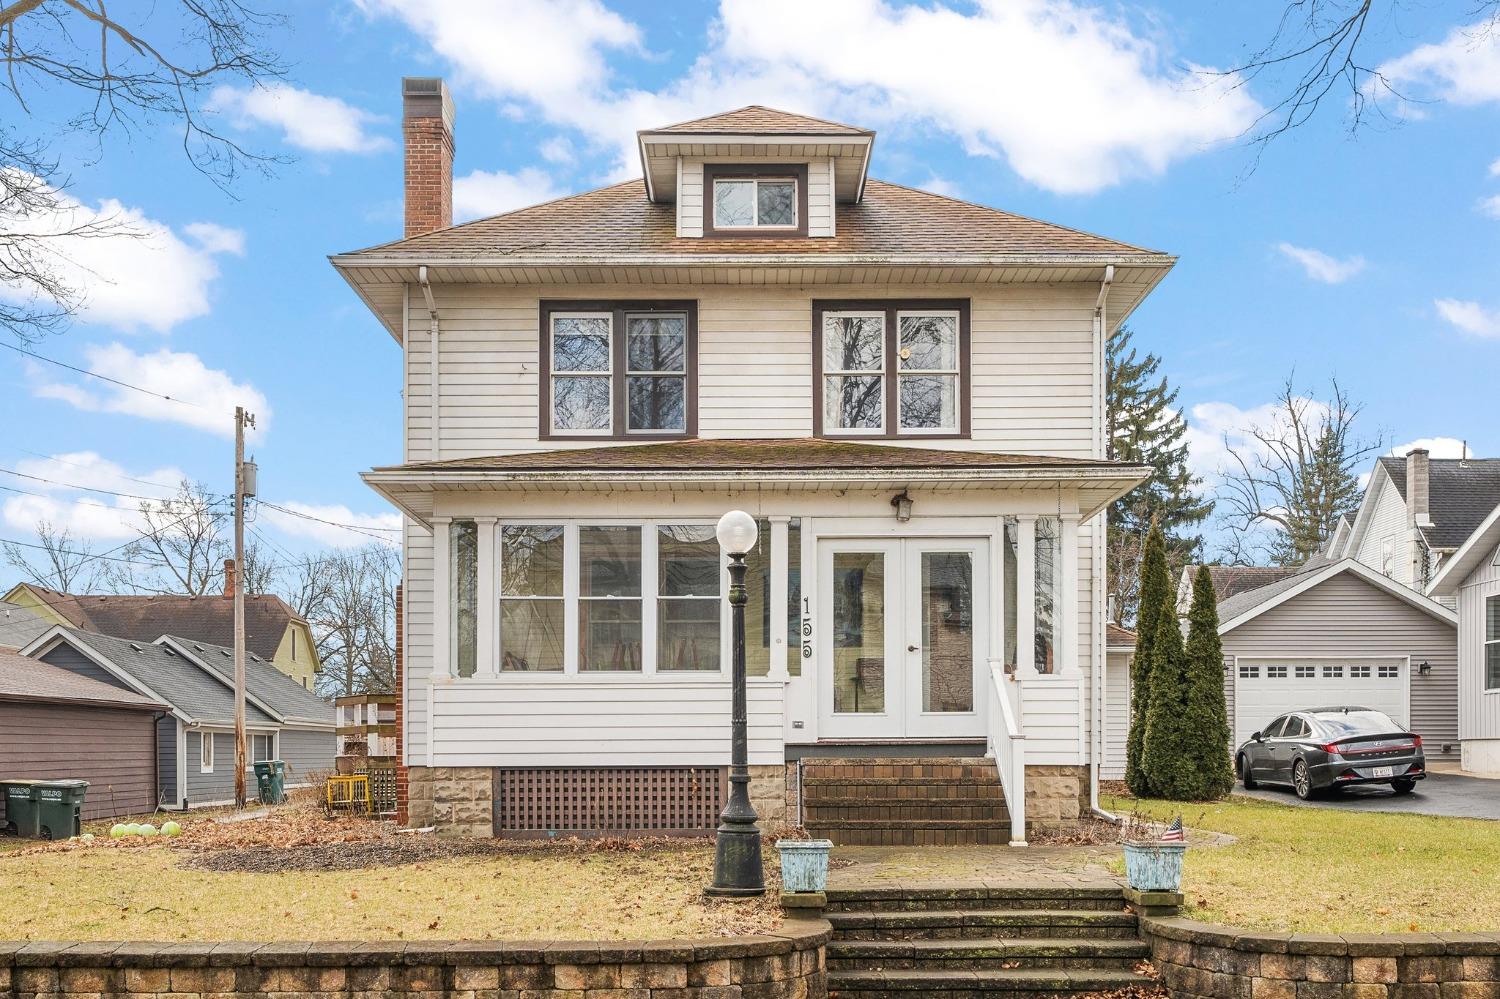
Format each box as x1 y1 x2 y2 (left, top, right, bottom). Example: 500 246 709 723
1160 816 1185 842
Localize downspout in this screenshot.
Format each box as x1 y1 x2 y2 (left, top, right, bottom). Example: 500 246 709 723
419 266 440 461
1091 265 1116 822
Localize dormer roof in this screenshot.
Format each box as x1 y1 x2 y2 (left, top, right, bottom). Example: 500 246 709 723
637 105 875 204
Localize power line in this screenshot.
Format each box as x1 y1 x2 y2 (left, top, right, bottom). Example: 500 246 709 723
12 447 184 493
0 464 214 505
0 341 225 416
256 500 402 540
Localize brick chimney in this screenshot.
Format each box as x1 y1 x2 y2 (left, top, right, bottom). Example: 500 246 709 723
403 77 454 237
1406 448 1433 528
223 557 237 600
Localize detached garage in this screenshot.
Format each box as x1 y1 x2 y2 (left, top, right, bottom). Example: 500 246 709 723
1216 558 1459 756
0 648 167 821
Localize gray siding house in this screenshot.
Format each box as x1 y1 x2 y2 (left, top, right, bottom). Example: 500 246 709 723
23 627 335 809
1429 499 1500 775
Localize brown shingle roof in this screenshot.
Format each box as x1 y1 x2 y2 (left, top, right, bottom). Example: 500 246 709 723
17 587 300 662
646 105 871 136
0 648 166 710
394 438 1125 474
341 178 1161 261
1203 566 1304 602
1106 623 1136 648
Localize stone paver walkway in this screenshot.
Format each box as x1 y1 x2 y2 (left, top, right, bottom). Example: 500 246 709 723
827 843 1124 891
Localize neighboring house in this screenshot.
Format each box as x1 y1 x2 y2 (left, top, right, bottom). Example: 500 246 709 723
1428 499 1500 775
335 693 397 758
3 562 321 688
21 627 335 809
0 601 53 651
332 82 1170 841
1210 558 1457 754
1174 564 1306 615
1101 624 1135 781
0 648 168 825
1337 449 1500 595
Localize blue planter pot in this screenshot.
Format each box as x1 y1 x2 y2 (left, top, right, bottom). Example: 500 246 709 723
1123 841 1186 892
777 839 834 893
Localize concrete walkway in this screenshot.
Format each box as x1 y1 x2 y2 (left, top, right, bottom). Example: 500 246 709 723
827 843 1124 891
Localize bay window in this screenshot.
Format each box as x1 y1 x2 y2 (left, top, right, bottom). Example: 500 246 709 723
541 301 697 439
813 300 969 438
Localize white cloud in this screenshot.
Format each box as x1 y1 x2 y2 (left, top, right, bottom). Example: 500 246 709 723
539 137 576 165
0 452 187 543
1276 242 1366 283
1434 297 1500 338
211 83 391 153
259 502 402 549
1378 22 1500 108
1388 437 1474 459
359 0 1261 195
33 342 270 439
1491 156 1500 176
453 168 567 221
0 172 244 333
1478 194 1500 219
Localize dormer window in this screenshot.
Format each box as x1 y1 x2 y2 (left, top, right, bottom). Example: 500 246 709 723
703 165 808 237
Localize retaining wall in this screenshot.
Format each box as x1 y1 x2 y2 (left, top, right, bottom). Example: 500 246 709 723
0 920 830 999
1144 916 1500 999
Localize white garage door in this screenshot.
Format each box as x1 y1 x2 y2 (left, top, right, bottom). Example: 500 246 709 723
1233 660 1407 747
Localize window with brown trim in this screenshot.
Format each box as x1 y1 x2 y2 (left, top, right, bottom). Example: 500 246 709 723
704 164 809 237
812 299 971 438
539 301 698 439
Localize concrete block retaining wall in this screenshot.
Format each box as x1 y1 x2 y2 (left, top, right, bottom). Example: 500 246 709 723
1144 917 1500 999
0 921 829 999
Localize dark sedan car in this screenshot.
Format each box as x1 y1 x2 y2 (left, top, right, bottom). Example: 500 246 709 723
1236 706 1426 800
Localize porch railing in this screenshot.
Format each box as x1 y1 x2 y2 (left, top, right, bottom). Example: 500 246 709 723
985 662 1027 846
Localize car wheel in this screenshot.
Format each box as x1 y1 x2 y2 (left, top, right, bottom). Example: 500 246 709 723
1292 759 1315 800
1392 777 1416 795
1237 754 1258 789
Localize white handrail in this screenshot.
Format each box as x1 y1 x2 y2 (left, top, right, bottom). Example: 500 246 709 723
985 662 1027 846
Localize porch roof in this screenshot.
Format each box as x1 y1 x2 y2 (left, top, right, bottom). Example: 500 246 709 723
362 438 1151 526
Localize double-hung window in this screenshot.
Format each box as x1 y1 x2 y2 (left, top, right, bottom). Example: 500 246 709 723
541 302 696 439
200 733 214 774
704 165 807 236
1487 595 1500 691
814 300 969 437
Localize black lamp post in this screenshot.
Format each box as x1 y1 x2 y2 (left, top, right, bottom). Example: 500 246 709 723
706 509 765 898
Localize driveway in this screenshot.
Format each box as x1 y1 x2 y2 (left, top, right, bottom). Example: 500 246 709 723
1235 772 1500 819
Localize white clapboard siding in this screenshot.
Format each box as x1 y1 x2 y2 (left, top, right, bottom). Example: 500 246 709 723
407 282 1100 459
1353 474 1410 585
427 679 784 767
1019 675 1084 765
808 159 835 237
1101 650 1131 780
677 161 704 237
1458 551 1500 742
403 522 432 763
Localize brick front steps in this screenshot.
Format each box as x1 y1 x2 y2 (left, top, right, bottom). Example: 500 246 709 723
801 757 1011 846
824 884 1155 998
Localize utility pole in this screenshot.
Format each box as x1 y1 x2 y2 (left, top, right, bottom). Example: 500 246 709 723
233 406 256 808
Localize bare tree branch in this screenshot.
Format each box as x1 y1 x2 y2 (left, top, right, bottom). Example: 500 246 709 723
2 517 106 590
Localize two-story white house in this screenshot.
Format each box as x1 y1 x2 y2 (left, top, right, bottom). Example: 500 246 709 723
333 79 1169 843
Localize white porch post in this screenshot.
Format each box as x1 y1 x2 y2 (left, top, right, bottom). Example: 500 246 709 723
475 516 498 677
1059 513 1080 675
1016 515 1036 676
769 516 790 681
431 516 452 677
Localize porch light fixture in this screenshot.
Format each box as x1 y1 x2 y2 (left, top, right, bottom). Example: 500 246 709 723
1418 661 1432 675
891 490 913 522
706 510 765 898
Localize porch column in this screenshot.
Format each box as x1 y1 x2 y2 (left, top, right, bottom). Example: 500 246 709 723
431 516 452 677
475 516 498 677
1016 514 1036 675
1059 513 1080 675
769 516 790 681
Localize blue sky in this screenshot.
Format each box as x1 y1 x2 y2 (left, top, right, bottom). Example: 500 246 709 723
2 0 1497 571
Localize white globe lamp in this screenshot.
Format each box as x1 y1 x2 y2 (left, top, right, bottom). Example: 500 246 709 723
715 510 758 556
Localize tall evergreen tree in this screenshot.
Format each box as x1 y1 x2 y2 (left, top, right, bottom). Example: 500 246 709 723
1178 566 1235 799
1107 327 1213 625
1124 522 1167 796
1140 588 1190 798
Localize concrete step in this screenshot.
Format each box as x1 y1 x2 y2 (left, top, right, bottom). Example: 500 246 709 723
825 886 1125 914
827 909 1141 941
828 936 1151 971
826 966 1155 997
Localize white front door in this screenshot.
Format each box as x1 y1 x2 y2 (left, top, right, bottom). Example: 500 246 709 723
817 538 988 740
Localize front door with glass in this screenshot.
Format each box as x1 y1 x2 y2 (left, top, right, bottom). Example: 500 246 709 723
817 538 987 740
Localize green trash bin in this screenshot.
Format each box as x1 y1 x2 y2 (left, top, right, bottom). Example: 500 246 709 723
253 760 286 805
1 779 40 838
33 780 87 840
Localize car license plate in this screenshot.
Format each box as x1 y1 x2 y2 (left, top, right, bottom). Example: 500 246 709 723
1372 766 1394 778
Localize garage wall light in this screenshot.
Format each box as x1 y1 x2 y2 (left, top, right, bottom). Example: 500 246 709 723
1417 661 1432 675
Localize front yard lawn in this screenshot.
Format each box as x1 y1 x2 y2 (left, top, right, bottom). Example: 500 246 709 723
1107 793 1500 933
3 801 781 942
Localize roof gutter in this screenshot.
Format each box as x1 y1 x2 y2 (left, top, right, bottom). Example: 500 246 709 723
332 252 1176 270
419 265 441 459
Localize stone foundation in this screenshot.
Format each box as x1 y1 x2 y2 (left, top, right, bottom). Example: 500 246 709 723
749 764 791 831
406 765 492 836
0 923 830 999
1024 764 1089 832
